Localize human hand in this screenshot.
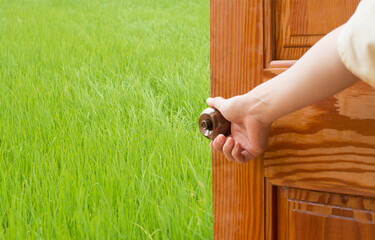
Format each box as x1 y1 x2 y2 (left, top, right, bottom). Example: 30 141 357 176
207 95 271 163
206 26 362 164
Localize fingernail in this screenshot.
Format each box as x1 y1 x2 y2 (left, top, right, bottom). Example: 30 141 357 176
206 98 213 104
218 134 225 142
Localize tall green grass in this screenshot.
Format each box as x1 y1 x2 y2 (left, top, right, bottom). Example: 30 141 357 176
0 0 211 238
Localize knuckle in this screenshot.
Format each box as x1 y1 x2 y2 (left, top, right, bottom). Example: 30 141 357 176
235 158 245 164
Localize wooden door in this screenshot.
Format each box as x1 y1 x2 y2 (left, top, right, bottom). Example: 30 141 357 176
211 0 375 239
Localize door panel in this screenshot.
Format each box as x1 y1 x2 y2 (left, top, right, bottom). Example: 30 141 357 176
211 1 264 239
275 0 360 59
211 0 372 239
262 0 371 239
264 66 375 196
277 187 375 240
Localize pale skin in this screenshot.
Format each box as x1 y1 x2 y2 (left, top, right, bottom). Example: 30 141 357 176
207 26 361 164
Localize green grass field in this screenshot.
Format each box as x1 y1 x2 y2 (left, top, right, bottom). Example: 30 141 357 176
0 0 211 238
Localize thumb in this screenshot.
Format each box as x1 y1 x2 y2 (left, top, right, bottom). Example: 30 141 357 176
206 97 226 111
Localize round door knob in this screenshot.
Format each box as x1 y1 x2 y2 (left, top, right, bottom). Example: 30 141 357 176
199 107 231 140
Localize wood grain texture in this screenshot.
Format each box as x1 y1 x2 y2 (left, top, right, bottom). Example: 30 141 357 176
263 0 275 68
263 67 375 197
275 0 360 59
265 81 375 195
277 187 375 240
262 0 375 239
265 180 277 240
268 60 296 69
284 187 375 211
211 0 264 239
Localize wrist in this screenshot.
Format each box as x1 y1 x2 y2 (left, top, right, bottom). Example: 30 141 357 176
242 90 275 126
245 71 297 124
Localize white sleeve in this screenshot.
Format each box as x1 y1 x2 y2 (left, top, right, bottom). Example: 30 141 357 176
337 0 375 88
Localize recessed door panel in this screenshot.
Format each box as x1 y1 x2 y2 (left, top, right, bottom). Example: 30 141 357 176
275 0 360 59
277 187 375 240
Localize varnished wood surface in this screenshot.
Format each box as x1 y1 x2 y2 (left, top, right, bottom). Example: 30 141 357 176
264 66 375 197
265 81 375 196
265 181 277 240
268 60 296 69
275 0 360 59
213 0 371 238
277 187 375 240
263 0 275 68
211 0 264 239
268 178 375 199
284 187 375 210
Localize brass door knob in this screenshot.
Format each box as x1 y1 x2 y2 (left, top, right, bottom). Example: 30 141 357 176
199 107 231 140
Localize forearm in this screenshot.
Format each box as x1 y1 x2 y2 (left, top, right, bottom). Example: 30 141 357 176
208 25 362 162
248 26 359 124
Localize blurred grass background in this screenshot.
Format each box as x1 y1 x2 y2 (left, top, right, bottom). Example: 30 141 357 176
0 0 211 238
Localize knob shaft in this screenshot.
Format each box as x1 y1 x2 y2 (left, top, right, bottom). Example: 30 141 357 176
199 107 231 140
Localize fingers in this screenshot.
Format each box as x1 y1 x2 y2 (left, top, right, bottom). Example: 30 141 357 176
222 137 235 161
206 97 225 111
241 150 255 163
211 136 254 163
232 142 245 163
212 134 225 153
231 144 256 164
